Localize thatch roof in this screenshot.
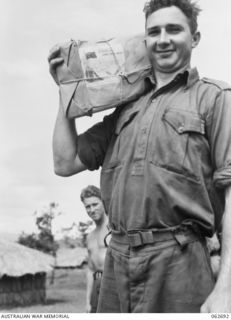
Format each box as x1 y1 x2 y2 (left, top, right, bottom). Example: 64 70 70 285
56 246 87 268
0 240 54 278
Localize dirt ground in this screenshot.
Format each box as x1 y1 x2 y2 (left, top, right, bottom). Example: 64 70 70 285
0 268 87 313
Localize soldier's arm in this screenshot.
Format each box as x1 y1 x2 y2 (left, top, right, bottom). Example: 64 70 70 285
48 45 86 176
85 234 95 313
52 104 87 176
86 264 94 313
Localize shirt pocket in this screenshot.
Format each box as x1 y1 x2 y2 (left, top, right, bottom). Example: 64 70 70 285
150 108 205 179
115 107 139 135
101 107 139 213
114 106 139 159
101 107 139 169
101 158 122 213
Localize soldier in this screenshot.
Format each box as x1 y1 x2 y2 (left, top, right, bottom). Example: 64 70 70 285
49 0 231 312
80 185 109 313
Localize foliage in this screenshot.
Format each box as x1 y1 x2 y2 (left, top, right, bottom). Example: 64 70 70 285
18 232 39 249
77 220 94 247
18 202 61 255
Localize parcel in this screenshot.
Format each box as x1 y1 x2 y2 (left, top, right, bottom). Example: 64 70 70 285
55 34 152 118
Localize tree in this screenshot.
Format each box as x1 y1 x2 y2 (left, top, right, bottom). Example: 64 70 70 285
18 202 61 255
35 202 61 256
18 202 63 284
78 220 94 247
18 232 38 249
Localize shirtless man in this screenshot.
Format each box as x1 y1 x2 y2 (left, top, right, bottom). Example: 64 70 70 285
80 185 109 313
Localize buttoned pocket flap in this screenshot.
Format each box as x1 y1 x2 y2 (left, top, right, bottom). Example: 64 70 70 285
162 110 205 135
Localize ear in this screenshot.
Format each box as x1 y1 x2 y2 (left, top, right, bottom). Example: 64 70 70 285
192 31 201 48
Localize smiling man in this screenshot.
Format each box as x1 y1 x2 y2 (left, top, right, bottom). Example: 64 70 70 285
80 185 109 313
145 4 200 78
49 0 231 313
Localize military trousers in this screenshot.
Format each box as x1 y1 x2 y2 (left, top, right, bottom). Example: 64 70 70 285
97 228 215 313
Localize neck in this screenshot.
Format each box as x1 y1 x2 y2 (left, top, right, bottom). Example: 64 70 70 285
154 65 190 90
95 214 107 228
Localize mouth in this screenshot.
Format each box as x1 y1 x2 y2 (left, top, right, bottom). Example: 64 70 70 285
155 49 174 54
91 213 98 219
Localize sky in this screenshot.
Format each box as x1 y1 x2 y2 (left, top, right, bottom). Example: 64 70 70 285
1 0 231 240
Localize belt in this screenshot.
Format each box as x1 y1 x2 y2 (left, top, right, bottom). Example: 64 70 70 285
111 228 200 249
93 271 103 280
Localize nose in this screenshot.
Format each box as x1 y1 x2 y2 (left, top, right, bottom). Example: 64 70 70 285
157 29 170 46
89 206 95 214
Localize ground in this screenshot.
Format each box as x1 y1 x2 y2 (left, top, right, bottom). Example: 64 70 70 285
0 268 86 313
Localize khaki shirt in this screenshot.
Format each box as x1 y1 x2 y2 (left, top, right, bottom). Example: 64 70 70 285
78 68 231 237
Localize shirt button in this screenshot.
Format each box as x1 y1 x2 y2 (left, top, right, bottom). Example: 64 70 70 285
178 126 184 133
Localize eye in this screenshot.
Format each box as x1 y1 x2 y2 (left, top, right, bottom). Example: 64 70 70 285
147 27 160 37
166 25 183 34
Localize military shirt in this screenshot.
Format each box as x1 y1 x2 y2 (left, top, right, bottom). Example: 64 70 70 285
78 68 231 237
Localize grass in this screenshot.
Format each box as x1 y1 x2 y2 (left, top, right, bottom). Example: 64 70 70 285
0 268 87 313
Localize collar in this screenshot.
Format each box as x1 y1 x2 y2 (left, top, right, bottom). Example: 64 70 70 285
146 67 200 89
184 67 199 88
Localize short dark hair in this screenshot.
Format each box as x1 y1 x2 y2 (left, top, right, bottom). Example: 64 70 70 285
80 185 101 202
143 0 201 34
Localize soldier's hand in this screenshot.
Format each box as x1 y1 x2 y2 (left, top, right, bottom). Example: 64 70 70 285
48 44 64 85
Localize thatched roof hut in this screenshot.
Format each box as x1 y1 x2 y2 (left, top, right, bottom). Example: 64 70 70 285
56 246 87 269
0 240 54 308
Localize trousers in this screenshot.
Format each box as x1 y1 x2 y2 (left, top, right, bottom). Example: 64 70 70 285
97 228 215 313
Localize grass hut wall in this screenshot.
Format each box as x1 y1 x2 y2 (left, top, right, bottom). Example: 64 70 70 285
0 240 54 308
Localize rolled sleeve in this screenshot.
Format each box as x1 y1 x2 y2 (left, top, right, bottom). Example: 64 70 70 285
78 110 119 171
208 88 231 188
214 167 231 189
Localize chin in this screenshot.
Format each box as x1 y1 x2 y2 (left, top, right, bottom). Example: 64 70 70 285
158 64 182 73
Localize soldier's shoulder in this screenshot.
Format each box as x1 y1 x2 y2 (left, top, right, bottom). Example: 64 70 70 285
201 77 231 91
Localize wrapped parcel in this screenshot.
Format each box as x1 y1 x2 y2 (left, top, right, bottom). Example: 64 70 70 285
56 35 152 118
